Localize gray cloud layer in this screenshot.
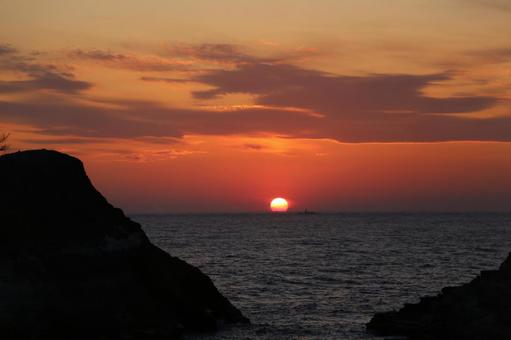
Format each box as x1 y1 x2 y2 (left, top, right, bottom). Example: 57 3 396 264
192 63 496 117
0 50 92 94
0 44 17 55
1 43 510 143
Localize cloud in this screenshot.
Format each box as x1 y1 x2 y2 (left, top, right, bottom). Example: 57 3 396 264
319 113 511 143
165 43 260 64
1 94 510 143
1 43 510 143
164 43 321 66
70 49 190 72
244 143 265 150
71 49 128 62
21 137 106 145
71 45 260 73
120 149 201 162
192 63 326 99
0 100 182 138
192 62 497 118
464 47 511 64
0 51 91 94
0 69 91 94
0 43 17 55
135 136 182 144
0 99 310 139
193 62 506 143
467 0 511 11
140 76 190 83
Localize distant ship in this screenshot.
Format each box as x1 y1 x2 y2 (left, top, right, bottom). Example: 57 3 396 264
298 208 318 215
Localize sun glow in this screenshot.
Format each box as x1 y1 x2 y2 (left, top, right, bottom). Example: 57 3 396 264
270 197 289 212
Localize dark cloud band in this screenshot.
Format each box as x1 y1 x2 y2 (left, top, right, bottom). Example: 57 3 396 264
1 43 509 143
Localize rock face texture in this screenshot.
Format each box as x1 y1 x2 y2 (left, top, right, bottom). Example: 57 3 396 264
367 253 511 340
0 150 248 340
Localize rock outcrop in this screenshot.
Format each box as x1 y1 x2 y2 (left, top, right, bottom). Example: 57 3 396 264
367 253 511 339
0 150 248 340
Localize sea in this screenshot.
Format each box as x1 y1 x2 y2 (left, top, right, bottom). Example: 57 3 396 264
134 213 511 339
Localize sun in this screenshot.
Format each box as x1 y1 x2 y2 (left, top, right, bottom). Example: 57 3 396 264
270 197 289 212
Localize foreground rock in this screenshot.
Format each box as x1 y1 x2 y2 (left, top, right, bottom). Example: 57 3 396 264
367 253 511 339
0 150 248 340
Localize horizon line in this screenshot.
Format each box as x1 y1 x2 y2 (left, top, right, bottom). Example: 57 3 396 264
127 210 511 216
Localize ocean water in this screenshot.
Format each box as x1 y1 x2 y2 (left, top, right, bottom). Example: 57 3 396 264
135 213 511 339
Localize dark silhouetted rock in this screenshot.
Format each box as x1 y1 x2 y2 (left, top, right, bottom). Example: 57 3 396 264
367 253 511 339
0 149 248 340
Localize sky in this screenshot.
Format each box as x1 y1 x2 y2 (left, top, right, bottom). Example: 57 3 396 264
1 0 511 212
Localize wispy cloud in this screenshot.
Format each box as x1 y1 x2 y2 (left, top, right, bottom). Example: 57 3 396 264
467 0 511 11
243 143 265 150
70 49 191 72
192 62 496 117
20 137 106 145
140 76 190 83
164 43 321 66
0 49 91 94
464 47 511 63
0 43 17 55
1 92 510 143
165 43 260 64
0 68 91 94
1 43 510 143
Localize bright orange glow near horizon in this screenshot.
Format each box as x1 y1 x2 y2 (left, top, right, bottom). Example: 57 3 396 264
270 198 289 212
1 1 511 213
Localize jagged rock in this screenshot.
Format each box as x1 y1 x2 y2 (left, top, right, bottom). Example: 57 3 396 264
0 149 248 340
367 253 511 339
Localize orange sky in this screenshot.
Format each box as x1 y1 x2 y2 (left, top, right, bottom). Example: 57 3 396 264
1 1 511 212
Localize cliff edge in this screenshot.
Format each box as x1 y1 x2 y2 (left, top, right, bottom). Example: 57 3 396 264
0 149 248 339
367 253 511 339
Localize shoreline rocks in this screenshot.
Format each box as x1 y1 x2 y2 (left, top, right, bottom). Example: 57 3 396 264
0 149 248 339
367 253 511 339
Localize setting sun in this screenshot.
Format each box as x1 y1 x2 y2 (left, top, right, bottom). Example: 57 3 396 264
270 197 289 212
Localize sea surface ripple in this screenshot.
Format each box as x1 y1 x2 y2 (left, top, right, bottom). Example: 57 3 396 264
135 213 511 339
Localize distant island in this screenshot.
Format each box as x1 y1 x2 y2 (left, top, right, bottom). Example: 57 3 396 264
298 209 318 215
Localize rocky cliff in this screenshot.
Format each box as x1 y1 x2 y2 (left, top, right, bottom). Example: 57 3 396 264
367 253 511 339
0 149 248 339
